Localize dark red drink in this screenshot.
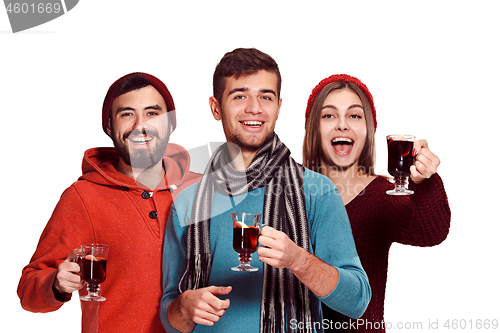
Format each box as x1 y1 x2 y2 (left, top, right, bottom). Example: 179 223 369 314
233 226 259 257
387 138 414 178
81 255 107 285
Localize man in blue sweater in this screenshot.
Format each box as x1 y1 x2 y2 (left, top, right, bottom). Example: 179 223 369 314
160 48 371 333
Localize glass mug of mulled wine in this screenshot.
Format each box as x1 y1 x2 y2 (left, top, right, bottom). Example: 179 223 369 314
76 243 109 301
231 213 262 272
386 134 415 195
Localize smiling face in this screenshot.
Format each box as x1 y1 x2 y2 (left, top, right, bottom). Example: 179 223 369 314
107 85 172 170
210 70 281 156
319 88 367 171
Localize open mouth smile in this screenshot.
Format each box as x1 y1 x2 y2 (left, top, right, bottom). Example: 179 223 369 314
240 120 264 127
331 137 354 155
128 135 154 145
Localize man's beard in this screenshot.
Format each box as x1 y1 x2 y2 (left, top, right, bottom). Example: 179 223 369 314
112 127 170 170
227 132 273 153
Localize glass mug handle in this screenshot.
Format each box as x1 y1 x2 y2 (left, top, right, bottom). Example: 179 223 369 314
73 247 84 277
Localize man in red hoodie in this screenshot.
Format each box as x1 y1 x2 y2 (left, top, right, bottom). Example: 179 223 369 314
17 72 200 332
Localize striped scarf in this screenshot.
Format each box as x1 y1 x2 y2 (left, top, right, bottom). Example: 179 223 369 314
178 133 314 333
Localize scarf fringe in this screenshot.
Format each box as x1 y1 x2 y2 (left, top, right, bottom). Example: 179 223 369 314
179 253 212 293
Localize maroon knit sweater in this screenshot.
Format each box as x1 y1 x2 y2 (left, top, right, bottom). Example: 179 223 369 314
322 174 451 332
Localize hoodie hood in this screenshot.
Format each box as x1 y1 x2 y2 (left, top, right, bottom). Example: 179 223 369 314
79 143 194 191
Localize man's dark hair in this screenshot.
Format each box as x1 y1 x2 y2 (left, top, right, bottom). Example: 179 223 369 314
213 48 281 103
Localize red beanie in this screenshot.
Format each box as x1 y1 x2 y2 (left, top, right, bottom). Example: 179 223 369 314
305 74 376 131
102 72 176 135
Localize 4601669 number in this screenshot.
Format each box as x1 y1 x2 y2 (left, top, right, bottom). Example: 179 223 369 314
444 319 498 330
6 2 62 14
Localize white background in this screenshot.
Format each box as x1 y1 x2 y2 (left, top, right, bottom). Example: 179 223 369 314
1 1 498 332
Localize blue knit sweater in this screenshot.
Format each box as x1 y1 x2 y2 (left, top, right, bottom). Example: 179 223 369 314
160 169 371 332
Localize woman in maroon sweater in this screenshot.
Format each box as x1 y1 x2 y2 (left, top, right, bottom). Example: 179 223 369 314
302 75 451 332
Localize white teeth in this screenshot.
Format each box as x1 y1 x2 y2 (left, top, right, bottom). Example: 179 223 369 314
129 136 152 143
242 121 263 126
331 137 353 143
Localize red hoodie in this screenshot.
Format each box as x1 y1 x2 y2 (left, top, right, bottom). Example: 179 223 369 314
18 144 200 332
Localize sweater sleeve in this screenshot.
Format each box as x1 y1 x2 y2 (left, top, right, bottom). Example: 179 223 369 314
305 172 371 319
160 203 188 333
382 173 451 246
17 185 95 313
